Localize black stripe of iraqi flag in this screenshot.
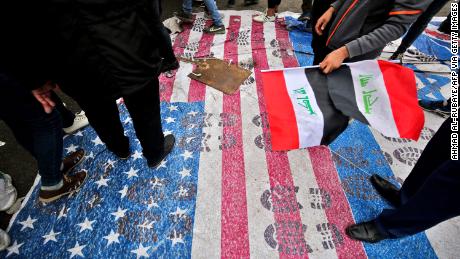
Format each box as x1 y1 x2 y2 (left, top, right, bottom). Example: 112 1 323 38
304 67 349 145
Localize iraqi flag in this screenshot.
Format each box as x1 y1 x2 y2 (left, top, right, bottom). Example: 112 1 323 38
328 60 424 141
261 67 349 151
261 60 424 151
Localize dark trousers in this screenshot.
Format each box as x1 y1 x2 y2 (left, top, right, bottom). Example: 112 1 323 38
376 118 460 237
70 78 164 161
268 0 281 8
311 0 335 65
51 91 75 128
158 25 176 64
0 72 63 186
394 0 450 55
301 0 312 13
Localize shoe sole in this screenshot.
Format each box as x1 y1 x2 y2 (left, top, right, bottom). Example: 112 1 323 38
420 106 450 118
39 174 87 203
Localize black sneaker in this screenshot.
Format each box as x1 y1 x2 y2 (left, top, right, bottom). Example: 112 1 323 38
174 10 194 23
147 135 176 168
419 99 450 118
203 24 225 34
39 171 87 203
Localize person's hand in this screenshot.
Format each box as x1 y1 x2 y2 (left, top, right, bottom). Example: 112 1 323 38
315 7 335 36
31 81 57 113
319 46 349 74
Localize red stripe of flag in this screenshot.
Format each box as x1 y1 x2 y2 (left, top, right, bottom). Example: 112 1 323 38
221 15 250 258
377 60 424 140
254 19 309 258
160 22 193 102
188 20 215 102
262 70 300 150
308 146 367 258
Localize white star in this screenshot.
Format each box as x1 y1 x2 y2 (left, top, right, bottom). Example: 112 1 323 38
170 207 187 220
18 216 37 231
163 130 173 135
103 230 120 247
111 207 127 221
74 131 84 137
119 185 128 199
65 144 79 154
6 240 23 257
77 217 95 232
137 220 155 230
169 230 185 247
131 150 143 161
86 152 95 160
58 206 68 220
188 111 198 116
178 168 191 179
95 176 110 189
165 117 175 124
42 229 60 244
131 243 151 258
92 136 104 146
175 186 189 197
68 242 86 259
105 159 116 169
151 177 164 189
124 117 132 124
158 159 167 169
147 199 159 210
180 150 193 161
168 105 178 112
124 167 139 179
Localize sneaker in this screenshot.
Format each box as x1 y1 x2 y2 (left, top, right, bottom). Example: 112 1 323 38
62 149 85 175
419 99 451 118
298 11 311 21
39 171 87 203
63 111 89 134
203 24 225 34
174 10 194 23
204 12 225 21
0 229 10 252
0 173 17 212
147 135 176 168
253 10 276 23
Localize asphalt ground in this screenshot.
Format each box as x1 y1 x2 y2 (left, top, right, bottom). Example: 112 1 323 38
0 0 452 228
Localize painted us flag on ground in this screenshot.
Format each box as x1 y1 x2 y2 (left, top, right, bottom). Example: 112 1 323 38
261 60 424 151
4 11 452 259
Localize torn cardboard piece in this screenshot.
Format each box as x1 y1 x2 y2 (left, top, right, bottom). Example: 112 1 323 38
180 57 252 95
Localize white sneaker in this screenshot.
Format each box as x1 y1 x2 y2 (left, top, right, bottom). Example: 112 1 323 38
253 10 276 23
0 173 17 212
63 111 89 134
0 229 10 252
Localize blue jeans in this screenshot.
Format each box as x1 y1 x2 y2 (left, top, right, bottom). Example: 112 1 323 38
0 72 63 187
182 0 223 26
394 0 450 55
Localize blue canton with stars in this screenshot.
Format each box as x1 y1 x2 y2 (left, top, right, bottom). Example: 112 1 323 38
4 102 205 258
